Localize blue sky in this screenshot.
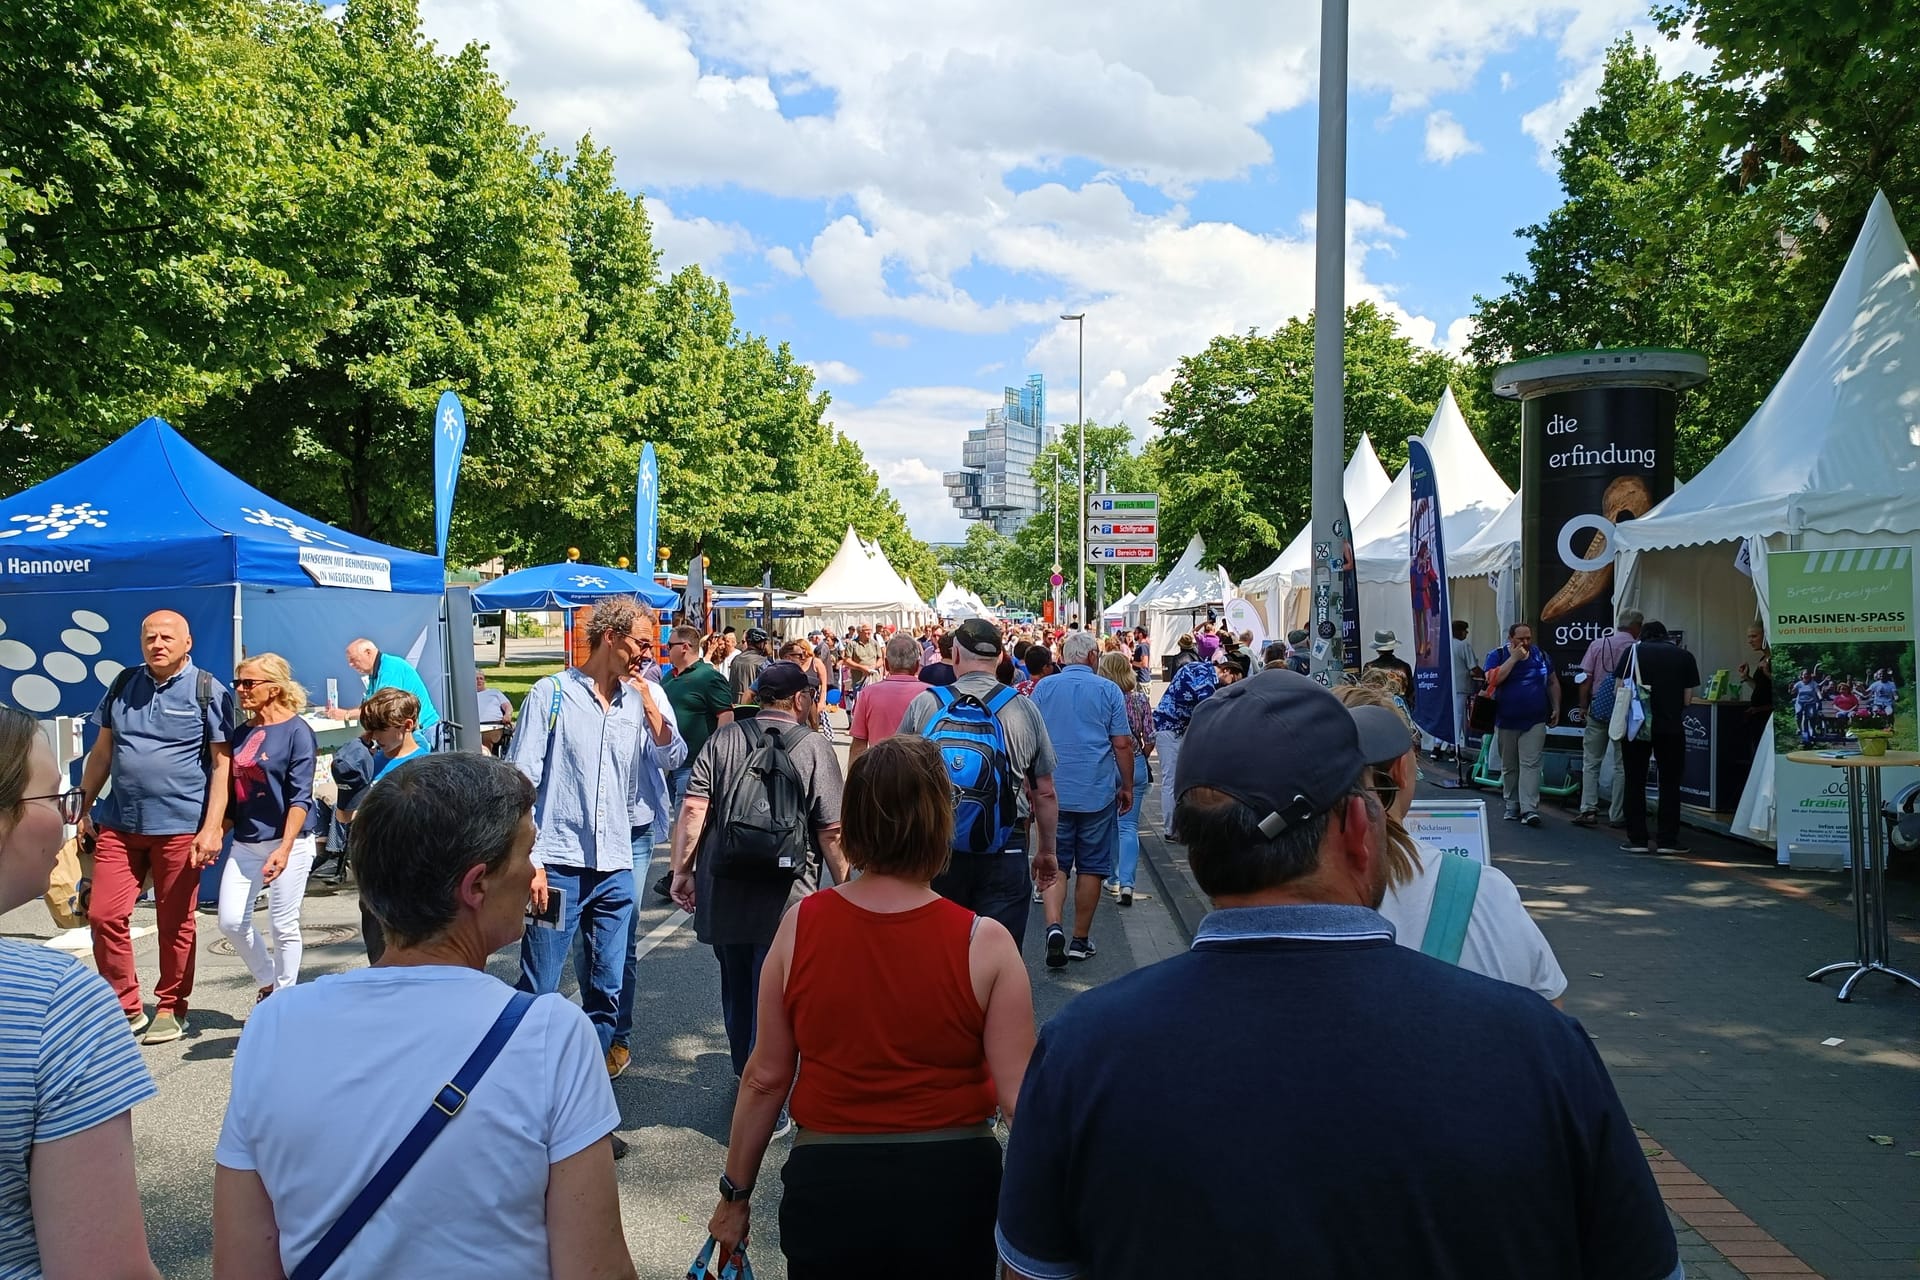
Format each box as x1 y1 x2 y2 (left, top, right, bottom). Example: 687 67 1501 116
420 0 1706 542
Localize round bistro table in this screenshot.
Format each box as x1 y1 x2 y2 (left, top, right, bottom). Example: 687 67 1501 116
1787 750 1920 1001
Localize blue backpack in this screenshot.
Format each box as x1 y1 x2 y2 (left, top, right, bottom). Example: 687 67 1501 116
922 685 1021 855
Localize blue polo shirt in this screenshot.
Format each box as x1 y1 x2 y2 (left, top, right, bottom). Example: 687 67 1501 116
1028 664 1129 813
365 652 441 732
1484 644 1558 731
996 904 1679 1280
92 659 236 837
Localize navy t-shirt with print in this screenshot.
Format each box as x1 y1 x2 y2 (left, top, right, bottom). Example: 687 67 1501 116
228 717 319 844
996 906 1678 1280
1485 644 1558 730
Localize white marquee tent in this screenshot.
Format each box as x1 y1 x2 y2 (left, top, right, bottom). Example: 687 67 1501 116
1614 191 1920 852
790 526 935 632
935 579 993 619
1242 434 1391 637
1103 591 1137 630
1289 389 1512 656
1145 535 1229 660
1445 488 1521 654
1124 574 1163 629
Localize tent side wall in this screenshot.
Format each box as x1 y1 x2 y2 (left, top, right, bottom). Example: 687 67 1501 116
242 587 447 720
0 586 236 718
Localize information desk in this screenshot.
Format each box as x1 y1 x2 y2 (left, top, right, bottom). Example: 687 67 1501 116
1786 750 1920 1002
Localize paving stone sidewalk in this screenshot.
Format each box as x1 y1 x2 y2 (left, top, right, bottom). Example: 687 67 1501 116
1138 775 1920 1279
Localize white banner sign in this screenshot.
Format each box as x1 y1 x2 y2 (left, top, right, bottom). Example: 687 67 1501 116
1406 799 1490 866
1223 597 1266 648
298 547 393 592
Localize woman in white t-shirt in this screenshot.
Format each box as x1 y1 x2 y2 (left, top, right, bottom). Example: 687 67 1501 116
213 754 635 1280
1334 685 1568 1003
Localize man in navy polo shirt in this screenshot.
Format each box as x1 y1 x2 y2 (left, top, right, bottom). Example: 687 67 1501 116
79 610 236 1044
997 669 1678 1280
1484 620 1561 827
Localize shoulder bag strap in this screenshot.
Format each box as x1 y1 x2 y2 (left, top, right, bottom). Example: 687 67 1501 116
198 668 215 774
1419 854 1483 966
290 990 538 1280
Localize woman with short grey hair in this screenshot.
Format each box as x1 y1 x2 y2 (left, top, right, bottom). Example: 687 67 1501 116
213 754 636 1280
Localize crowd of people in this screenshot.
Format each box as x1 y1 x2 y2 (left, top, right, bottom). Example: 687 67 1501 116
0 599 1687 1278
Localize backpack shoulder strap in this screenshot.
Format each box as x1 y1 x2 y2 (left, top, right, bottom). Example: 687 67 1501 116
929 685 958 710
101 664 139 731
289 990 537 1280
546 680 563 732
1419 853 1483 966
196 668 217 775
981 685 1020 717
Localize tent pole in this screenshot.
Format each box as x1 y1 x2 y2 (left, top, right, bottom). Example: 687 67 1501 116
232 583 244 667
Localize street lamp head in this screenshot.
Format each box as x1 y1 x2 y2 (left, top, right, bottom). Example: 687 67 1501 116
1060 313 1085 321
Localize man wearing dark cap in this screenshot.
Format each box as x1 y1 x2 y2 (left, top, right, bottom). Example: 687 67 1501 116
1285 628 1311 675
997 669 1678 1280
899 617 1061 948
728 626 774 703
671 660 847 1136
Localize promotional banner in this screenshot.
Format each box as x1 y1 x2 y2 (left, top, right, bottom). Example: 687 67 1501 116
1407 439 1455 742
1520 386 1676 671
1767 543 1919 867
1223 597 1266 649
636 442 660 575
432 391 467 560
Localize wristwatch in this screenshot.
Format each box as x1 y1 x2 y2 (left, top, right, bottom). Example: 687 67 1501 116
719 1173 752 1202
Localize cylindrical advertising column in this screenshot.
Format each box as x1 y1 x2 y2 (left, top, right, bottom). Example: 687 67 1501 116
1494 349 1707 676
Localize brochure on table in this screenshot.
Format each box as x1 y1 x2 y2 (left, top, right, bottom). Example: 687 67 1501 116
1767 543 1920 868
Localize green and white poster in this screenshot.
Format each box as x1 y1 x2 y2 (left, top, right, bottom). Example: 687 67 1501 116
1767 544 1919 867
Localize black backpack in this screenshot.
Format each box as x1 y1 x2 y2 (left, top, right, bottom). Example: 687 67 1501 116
708 721 810 882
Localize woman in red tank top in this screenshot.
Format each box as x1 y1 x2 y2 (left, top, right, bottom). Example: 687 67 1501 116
706 735 1035 1279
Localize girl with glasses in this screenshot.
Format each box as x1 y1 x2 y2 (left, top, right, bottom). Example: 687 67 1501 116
0 706 162 1278
218 654 320 1003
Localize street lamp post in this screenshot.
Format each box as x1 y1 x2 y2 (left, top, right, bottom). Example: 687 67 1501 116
1308 0 1348 683
1062 312 1086 626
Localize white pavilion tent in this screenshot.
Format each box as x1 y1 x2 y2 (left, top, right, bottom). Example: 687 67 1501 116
1447 489 1521 652
1242 434 1391 636
1292 389 1512 658
790 526 934 632
1103 591 1137 632
1124 575 1163 629
1145 535 1230 660
1614 191 1920 853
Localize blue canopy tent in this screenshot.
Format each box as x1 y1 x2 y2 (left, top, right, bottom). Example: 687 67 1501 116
0 417 447 720
472 562 678 612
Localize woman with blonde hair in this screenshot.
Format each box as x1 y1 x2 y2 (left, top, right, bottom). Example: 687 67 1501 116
219 653 320 1002
1332 683 1567 1003
1097 651 1153 906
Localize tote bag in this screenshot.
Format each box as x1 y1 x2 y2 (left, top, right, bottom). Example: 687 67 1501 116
1608 645 1652 743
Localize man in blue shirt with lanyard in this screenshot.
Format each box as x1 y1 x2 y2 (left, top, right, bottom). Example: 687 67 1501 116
996 670 1678 1280
509 598 651 1065
334 638 442 750
1484 620 1561 827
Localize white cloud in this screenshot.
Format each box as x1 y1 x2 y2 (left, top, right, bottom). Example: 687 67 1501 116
1441 316 1477 356
869 331 913 349
1423 111 1482 165
648 198 752 272
1499 71 1515 92
829 386 1004 541
764 245 803 276
1520 20 1713 168
806 359 863 384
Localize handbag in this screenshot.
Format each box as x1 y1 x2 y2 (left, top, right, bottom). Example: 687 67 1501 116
687 1237 755 1280
1609 645 1653 743
288 991 537 1280
43 836 88 930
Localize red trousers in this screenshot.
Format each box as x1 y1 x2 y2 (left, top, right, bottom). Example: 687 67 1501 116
89 828 199 1017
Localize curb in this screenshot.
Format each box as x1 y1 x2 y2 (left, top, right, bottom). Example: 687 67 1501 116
1137 796 1210 944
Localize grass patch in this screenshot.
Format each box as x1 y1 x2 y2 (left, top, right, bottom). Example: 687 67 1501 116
479 660 564 713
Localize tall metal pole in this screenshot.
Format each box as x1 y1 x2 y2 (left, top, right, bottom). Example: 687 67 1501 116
1308 0 1348 684
1095 465 1108 628
1052 457 1062 623
1062 312 1087 626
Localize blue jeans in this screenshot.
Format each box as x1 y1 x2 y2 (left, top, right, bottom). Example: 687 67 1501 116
518 864 636 1055
653 764 692 849
1056 803 1118 880
714 942 772 1076
614 829 654 1048
1115 753 1148 889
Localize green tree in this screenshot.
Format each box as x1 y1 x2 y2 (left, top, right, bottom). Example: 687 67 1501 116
1148 304 1459 580
945 521 1022 609
1002 422 1154 606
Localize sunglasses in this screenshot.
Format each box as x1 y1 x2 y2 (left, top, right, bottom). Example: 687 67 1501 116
1370 768 1399 810
22 787 84 824
232 678 271 690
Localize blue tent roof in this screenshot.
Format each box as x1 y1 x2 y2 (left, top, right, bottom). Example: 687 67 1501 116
472 562 679 611
0 418 443 595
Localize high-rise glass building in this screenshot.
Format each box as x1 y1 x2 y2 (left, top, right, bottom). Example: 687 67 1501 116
944 374 1051 536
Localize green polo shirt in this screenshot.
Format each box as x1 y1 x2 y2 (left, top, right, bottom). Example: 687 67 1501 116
663 660 734 763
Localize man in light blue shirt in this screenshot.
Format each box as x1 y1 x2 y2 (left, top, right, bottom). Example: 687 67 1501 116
337 638 442 750
1030 631 1133 967
509 597 651 1064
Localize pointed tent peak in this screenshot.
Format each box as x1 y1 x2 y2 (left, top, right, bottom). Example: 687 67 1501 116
1617 190 1920 550
1351 431 1382 473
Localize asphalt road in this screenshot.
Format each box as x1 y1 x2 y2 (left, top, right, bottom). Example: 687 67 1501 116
3 733 1188 1279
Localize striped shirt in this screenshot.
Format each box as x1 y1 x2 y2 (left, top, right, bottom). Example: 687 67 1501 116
0 941 157 1277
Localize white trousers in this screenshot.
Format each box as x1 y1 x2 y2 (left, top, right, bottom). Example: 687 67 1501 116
1156 729 1183 839
218 835 317 990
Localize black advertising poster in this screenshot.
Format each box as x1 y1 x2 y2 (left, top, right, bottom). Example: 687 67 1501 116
1520 386 1677 672
1678 703 1713 807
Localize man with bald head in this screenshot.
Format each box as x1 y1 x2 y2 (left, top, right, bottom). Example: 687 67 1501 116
330 636 441 750
79 610 236 1044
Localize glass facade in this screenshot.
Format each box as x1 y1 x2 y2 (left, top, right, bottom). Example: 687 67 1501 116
945 373 1051 536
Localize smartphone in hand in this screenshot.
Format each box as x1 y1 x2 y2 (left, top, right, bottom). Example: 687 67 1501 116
525 885 566 929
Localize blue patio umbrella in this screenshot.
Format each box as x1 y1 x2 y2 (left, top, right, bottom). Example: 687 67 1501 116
472 562 679 612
